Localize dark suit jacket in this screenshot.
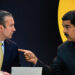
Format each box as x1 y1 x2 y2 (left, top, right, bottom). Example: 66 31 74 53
1 40 20 73
36 41 75 75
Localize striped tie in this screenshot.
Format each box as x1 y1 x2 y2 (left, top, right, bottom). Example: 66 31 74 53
0 43 3 70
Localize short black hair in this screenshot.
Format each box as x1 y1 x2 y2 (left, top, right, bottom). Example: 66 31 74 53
0 10 13 27
62 10 75 26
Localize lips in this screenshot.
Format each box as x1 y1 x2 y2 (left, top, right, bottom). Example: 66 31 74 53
10 32 14 36
64 33 72 41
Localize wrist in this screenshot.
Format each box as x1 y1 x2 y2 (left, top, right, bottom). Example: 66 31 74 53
33 57 38 64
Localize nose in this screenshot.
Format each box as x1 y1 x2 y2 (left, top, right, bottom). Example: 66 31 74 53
63 28 67 33
13 26 16 32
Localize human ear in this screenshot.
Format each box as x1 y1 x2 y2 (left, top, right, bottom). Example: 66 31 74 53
0 25 4 31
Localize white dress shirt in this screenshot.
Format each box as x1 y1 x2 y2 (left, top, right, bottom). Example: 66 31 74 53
0 41 4 55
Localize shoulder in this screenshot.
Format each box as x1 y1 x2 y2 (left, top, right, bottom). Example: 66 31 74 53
58 41 70 50
4 40 18 53
57 41 74 55
4 39 17 47
57 41 71 54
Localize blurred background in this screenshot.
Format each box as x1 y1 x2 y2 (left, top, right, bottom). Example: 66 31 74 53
0 0 62 66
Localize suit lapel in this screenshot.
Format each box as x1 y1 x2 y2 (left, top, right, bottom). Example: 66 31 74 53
2 40 11 67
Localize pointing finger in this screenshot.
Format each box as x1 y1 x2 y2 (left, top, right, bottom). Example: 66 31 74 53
18 49 26 53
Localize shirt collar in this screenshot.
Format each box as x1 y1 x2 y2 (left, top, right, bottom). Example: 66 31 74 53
0 41 4 46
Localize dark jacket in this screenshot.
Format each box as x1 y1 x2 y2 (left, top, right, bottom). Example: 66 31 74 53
36 41 75 75
1 40 20 73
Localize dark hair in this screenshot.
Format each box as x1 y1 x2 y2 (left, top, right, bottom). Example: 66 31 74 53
0 10 13 27
62 10 75 26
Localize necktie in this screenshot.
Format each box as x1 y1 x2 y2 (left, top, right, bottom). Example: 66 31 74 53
0 43 3 70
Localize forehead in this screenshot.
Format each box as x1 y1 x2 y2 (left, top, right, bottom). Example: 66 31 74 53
62 20 71 25
4 16 15 24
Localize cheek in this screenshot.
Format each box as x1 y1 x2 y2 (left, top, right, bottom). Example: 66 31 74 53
69 29 75 34
70 31 75 37
3 30 9 35
4 29 10 33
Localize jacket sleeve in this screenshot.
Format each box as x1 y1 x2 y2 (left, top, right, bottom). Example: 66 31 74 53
35 48 66 75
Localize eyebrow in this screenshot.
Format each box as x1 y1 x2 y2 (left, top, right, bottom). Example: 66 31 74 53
63 24 70 27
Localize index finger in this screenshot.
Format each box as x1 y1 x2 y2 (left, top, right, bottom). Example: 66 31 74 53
18 49 26 53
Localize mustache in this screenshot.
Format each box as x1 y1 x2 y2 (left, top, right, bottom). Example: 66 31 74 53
64 33 69 37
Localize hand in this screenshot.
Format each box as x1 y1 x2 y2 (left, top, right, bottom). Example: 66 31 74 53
18 49 38 64
0 71 11 75
0 71 4 75
3 72 11 75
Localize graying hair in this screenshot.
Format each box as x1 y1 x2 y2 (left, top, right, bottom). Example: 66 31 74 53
0 10 13 27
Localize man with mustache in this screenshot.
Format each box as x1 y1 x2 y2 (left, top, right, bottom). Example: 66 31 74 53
18 10 75 75
0 10 20 75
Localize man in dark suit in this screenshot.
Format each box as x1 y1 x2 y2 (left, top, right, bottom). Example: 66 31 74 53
18 10 75 75
0 10 20 75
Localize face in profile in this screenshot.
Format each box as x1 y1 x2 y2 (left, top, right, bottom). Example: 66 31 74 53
1 16 16 40
62 20 75 42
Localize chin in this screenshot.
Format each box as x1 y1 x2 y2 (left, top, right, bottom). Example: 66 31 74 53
7 36 12 39
67 39 74 42
67 39 72 41
9 37 12 39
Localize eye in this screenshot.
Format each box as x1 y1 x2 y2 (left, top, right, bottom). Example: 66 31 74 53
63 25 70 29
65 26 70 29
10 24 14 27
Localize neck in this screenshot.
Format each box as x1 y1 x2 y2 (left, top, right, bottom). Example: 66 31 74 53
0 36 5 41
0 33 6 41
0 38 5 41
